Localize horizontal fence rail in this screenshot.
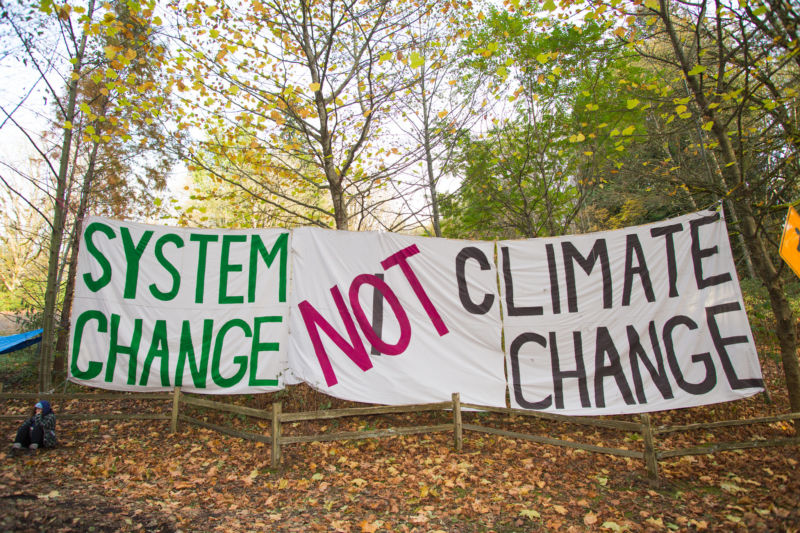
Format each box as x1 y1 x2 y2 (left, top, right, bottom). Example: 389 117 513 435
653 412 800 435
0 413 170 422
280 401 452 423
0 392 172 422
2 387 797 485
180 395 274 421
280 424 453 445
171 389 462 468
178 413 272 444
658 436 800 459
0 392 172 401
461 403 643 432
462 423 645 459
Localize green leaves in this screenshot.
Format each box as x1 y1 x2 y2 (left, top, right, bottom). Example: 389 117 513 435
38 0 54 14
520 509 541 519
687 65 707 76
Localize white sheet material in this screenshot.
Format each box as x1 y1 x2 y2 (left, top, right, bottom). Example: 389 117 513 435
499 209 763 415
68 209 763 415
287 228 507 407
69 217 290 394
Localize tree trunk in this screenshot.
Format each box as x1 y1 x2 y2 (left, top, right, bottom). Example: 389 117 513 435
712 121 800 412
737 206 800 412
39 0 95 392
658 0 800 411
54 141 99 376
682 80 756 279
419 69 442 237
330 176 348 230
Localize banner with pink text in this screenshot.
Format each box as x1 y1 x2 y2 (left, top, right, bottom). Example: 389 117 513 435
69 209 763 413
286 228 507 407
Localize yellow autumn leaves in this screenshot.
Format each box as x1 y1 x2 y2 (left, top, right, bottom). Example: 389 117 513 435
104 45 137 62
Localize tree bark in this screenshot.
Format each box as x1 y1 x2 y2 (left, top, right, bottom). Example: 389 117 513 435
418 67 442 237
39 0 95 392
658 0 800 412
54 141 99 376
737 205 800 413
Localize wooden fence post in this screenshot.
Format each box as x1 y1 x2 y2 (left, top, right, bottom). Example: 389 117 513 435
641 413 659 487
271 402 282 468
170 386 181 433
452 392 463 452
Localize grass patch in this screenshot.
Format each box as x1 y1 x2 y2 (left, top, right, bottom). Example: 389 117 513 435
0 343 40 390
740 277 800 316
739 277 800 364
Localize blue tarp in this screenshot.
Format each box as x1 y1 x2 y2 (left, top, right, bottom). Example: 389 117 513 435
0 329 43 354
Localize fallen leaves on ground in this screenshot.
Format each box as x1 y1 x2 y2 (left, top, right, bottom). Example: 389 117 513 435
1 358 798 531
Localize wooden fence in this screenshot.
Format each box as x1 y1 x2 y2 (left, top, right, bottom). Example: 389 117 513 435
2 388 798 486
0 391 171 422
173 388 459 470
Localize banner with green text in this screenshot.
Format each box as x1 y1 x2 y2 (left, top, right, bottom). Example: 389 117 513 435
69 210 763 414
69 218 290 394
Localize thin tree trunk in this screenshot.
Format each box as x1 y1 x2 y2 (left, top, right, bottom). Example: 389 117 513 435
418 67 441 237
659 0 800 411
737 205 800 412
683 80 757 280
329 176 348 230
54 141 99 376
39 0 95 392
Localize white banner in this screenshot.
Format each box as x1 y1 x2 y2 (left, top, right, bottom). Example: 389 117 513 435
500 209 763 415
69 217 291 394
287 228 507 406
68 210 763 414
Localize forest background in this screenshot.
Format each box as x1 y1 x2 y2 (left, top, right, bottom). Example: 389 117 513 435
1 1 800 531
0 0 799 409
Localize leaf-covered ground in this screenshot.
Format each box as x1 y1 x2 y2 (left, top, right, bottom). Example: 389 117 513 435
1 355 799 532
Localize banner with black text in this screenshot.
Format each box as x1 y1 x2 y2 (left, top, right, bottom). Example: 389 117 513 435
500 209 763 415
286 228 507 406
68 210 763 413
